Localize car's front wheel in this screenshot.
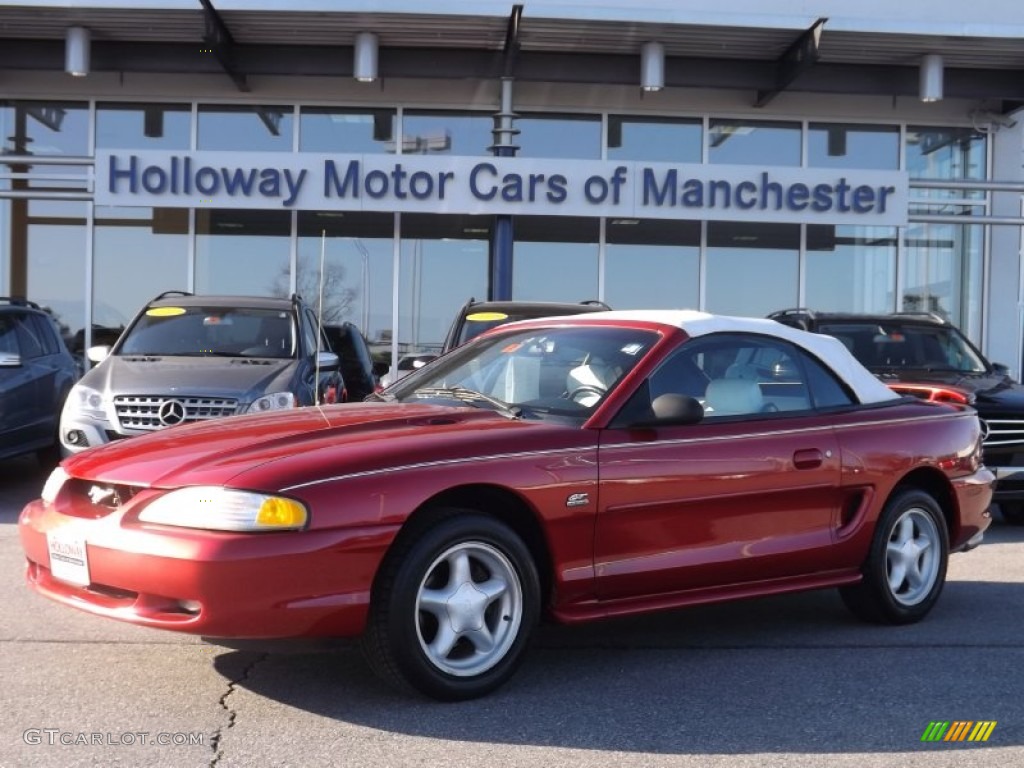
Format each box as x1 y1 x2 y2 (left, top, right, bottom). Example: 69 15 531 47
840 488 948 624
362 511 540 700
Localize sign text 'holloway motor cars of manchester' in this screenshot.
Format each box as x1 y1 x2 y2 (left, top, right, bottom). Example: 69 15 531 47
95 150 909 225
19 311 991 701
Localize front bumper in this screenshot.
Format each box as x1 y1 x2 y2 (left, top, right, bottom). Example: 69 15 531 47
59 415 122 455
19 498 398 638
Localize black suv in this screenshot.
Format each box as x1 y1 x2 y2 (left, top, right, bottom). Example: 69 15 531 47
0 298 80 463
442 298 611 354
60 292 343 455
769 308 1024 523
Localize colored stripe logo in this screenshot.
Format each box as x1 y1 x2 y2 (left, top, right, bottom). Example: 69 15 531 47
921 721 997 742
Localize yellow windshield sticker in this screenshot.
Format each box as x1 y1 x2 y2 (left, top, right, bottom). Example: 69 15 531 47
466 311 509 322
146 307 186 317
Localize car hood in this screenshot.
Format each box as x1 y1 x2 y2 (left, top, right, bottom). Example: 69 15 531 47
879 369 1024 410
82 355 296 400
61 402 578 489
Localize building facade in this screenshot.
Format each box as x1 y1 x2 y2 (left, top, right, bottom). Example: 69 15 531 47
2 1 1023 374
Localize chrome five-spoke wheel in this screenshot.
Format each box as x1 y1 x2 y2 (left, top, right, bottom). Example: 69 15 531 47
415 542 523 677
885 507 941 606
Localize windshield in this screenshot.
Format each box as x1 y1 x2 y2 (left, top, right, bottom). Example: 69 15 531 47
118 306 296 358
389 325 659 419
818 321 988 374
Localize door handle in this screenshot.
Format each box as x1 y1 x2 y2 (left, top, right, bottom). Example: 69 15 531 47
793 448 824 469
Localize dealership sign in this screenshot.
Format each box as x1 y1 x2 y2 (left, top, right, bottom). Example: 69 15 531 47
96 150 908 226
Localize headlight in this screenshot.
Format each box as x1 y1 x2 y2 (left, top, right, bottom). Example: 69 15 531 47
246 391 297 413
138 487 308 531
65 384 108 420
41 466 69 505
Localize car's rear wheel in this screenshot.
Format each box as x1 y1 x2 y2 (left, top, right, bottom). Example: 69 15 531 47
840 488 948 625
999 502 1024 525
362 511 540 701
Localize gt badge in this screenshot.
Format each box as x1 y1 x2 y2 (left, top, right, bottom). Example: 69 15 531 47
566 492 590 508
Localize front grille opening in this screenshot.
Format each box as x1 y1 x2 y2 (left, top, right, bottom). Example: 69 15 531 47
113 394 240 430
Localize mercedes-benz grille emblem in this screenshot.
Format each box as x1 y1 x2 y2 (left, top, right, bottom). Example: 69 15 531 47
158 398 187 427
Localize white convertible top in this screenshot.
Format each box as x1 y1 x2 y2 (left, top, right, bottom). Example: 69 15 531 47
550 309 899 405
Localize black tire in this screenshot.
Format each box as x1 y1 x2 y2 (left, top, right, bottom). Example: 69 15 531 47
840 488 949 625
999 503 1024 526
362 511 540 701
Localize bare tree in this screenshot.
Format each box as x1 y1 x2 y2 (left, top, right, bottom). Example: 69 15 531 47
271 255 357 324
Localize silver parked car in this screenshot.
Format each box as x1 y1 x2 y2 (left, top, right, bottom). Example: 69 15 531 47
60 291 342 455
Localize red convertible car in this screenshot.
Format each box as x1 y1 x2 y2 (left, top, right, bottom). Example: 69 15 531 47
19 310 994 700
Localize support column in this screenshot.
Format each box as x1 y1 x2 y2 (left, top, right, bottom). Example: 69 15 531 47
489 76 518 301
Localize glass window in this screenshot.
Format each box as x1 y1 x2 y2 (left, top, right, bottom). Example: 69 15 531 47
398 214 489 355
608 116 702 163
28 314 60 356
120 305 296 358
709 119 800 166
706 222 799 316
901 222 983 327
296 211 394 344
196 209 291 296
390 324 659 422
0 100 88 156
805 225 897 313
92 206 188 357
198 105 293 152
905 126 987 204
605 218 700 309
513 216 599 301
401 111 491 156
17 200 89 351
96 103 191 150
808 123 899 170
518 114 601 159
645 333 850 417
299 108 396 153
13 314 45 359
0 101 89 191
0 316 16 355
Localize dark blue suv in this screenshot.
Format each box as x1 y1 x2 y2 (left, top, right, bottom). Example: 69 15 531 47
0 298 79 464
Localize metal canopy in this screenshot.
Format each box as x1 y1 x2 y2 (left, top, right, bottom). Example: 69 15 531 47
0 5 1022 107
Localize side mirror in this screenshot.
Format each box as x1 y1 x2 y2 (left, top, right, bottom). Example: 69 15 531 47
86 345 110 363
405 354 438 371
0 352 22 368
316 351 340 370
634 394 705 427
992 362 1011 376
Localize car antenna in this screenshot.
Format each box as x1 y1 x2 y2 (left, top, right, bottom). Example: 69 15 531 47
314 228 326 407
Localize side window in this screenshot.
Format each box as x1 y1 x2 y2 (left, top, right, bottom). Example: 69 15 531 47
802 353 855 408
0 316 19 355
13 314 45 359
301 308 320 356
648 334 826 419
29 314 60 356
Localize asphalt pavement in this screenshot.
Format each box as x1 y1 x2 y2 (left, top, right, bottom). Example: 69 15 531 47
1 453 1022 768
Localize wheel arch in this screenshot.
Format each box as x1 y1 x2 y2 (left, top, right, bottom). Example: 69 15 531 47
379 484 554 603
891 467 958 544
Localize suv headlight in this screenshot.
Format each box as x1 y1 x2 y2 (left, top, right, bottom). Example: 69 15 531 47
246 391 296 413
138 487 308 531
64 384 109 420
